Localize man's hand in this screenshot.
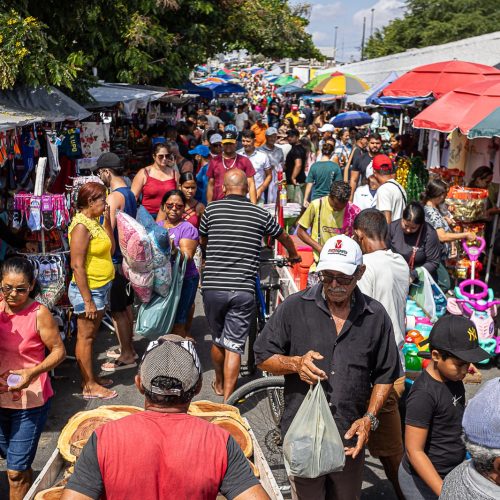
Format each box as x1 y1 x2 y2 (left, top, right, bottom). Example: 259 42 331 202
297 351 327 384
344 416 371 459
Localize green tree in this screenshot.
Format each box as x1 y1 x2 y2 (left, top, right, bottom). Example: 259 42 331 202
364 0 500 59
0 0 322 92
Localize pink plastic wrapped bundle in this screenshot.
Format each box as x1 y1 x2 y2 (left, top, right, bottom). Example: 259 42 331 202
122 260 154 303
117 212 153 273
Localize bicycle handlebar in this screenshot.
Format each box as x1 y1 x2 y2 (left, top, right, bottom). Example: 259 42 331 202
259 256 294 267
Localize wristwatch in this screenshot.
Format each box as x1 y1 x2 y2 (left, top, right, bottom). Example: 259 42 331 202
363 412 379 431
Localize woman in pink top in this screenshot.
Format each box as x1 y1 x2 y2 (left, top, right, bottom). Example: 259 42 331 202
0 257 65 500
131 143 179 216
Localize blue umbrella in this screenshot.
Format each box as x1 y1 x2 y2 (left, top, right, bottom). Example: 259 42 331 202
330 111 373 127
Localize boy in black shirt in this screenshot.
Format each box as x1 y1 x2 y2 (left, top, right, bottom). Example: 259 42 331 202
398 315 491 499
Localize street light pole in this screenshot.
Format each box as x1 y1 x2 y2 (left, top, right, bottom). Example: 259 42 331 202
361 16 366 60
333 26 338 64
370 8 375 38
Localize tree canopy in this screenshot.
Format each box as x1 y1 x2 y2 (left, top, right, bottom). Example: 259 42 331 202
0 0 322 92
364 0 500 59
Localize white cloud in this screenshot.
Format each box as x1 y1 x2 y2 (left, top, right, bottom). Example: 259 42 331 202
312 31 332 45
310 2 342 23
353 0 406 30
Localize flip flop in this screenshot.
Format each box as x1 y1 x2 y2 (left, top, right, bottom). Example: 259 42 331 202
82 390 118 400
211 380 224 397
101 360 138 373
106 348 139 360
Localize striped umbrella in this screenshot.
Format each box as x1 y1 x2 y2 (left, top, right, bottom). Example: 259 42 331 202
306 71 369 95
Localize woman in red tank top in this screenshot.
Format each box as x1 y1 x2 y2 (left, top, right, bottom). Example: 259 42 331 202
179 172 205 228
131 144 179 217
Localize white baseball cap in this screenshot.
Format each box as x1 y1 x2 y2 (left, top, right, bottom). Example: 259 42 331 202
316 235 363 275
209 134 223 145
318 124 335 133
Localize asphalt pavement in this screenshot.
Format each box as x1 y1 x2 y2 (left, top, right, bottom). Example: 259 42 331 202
1 293 499 499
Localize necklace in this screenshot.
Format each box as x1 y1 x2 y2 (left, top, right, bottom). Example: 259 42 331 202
222 155 237 170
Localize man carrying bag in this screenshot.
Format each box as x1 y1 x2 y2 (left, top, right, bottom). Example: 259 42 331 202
254 235 401 499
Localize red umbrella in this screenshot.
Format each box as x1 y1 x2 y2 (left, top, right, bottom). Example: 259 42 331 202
382 60 500 99
412 78 500 134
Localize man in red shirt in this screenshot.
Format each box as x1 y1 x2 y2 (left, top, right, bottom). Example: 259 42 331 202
206 130 257 204
61 335 269 500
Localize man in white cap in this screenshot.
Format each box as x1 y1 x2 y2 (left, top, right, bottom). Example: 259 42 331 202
259 126 285 204
62 335 269 500
254 234 400 500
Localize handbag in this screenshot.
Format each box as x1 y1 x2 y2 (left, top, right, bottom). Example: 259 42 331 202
135 252 187 339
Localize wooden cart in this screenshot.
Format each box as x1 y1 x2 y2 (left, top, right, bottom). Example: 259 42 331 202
25 419 283 500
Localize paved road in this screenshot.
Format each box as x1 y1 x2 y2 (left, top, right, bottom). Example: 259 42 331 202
1 294 499 498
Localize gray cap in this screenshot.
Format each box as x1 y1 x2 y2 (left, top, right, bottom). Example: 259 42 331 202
94 152 121 171
265 127 278 136
209 134 223 145
139 335 202 396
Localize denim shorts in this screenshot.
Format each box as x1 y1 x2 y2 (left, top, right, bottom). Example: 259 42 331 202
68 281 112 315
175 274 200 325
0 399 51 471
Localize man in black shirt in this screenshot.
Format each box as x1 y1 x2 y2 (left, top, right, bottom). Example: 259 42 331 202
344 131 368 182
349 133 382 201
254 234 400 499
285 129 307 204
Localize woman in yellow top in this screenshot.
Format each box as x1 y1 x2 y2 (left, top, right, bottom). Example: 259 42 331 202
68 182 116 400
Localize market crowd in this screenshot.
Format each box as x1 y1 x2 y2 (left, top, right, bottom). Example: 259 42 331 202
0 73 499 500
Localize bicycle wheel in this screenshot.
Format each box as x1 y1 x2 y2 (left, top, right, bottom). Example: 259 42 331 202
227 377 289 496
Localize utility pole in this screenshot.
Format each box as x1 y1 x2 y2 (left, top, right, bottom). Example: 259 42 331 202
333 26 338 64
361 16 366 60
370 8 375 38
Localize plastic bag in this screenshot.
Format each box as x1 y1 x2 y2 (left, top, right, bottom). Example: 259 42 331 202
135 252 187 339
410 267 447 321
283 381 345 478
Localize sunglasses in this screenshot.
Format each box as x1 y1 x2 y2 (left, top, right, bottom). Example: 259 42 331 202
318 272 356 285
157 154 174 160
165 203 184 210
1 285 29 295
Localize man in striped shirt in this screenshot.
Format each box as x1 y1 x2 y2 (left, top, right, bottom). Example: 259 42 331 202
199 169 300 401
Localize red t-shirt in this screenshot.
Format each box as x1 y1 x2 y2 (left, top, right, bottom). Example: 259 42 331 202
207 154 256 201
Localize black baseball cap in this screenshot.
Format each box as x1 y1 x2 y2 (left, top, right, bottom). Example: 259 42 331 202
418 315 492 363
221 130 237 144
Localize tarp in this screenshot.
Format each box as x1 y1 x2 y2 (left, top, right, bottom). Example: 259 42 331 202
468 107 500 139
180 82 214 99
0 86 90 130
276 84 310 95
199 82 247 95
371 95 433 108
87 83 166 114
347 71 399 106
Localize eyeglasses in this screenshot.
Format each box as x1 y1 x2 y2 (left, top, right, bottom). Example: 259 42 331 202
318 272 356 285
157 154 174 160
1 285 29 295
165 203 184 210
212 143 222 147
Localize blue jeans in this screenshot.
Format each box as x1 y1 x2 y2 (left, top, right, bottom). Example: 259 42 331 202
175 274 200 324
0 399 51 471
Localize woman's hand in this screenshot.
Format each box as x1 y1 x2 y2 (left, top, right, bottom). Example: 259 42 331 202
8 368 36 391
84 299 98 320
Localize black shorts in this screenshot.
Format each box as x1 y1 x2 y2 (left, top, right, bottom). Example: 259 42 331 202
202 289 255 355
109 271 134 313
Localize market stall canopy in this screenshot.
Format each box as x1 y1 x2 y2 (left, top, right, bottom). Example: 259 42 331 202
180 82 214 99
274 75 304 87
413 78 500 134
330 111 373 127
0 85 90 130
306 71 369 95
304 94 342 103
199 82 247 95
468 107 500 139
86 83 166 114
382 60 500 99
346 71 399 107
276 84 310 95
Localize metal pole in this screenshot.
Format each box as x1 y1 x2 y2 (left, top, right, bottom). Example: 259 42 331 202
333 26 338 64
485 188 500 283
361 17 366 60
370 8 375 38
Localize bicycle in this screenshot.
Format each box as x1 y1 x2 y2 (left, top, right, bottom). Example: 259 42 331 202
228 255 291 496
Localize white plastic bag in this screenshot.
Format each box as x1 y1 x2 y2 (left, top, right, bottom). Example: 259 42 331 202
283 381 345 478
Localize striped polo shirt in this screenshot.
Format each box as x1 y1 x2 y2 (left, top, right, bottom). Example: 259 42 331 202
199 195 282 292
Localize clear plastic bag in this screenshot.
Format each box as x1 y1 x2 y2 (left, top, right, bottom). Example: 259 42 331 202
283 380 345 478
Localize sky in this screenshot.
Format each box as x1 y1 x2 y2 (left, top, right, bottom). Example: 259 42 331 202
295 0 407 62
